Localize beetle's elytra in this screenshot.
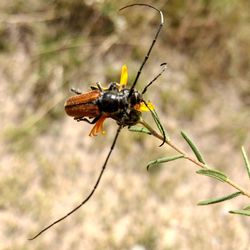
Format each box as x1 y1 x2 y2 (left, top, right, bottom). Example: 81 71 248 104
64 89 101 119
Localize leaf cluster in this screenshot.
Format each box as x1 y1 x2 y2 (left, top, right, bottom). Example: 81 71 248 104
129 112 250 217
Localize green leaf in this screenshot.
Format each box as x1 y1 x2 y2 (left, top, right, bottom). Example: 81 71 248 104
241 146 250 179
181 131 206 164
229 209 250 216
150 108 170 142
243 205 250 210
129 126 151 135
196 169 228 182
147 154 184 171
198 191 242 205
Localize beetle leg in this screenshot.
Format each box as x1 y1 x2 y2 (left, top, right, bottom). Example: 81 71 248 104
90 82 104 92
75 116 100 124
108 82 119 91
70 88 82 95
90 82 100 90
96 82 103 92
89 114 108 136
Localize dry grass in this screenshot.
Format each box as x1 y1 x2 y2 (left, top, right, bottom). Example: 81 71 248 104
0 0 250 249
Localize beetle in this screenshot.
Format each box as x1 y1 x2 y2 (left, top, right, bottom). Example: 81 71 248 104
30 3 166 240
64 64 158 136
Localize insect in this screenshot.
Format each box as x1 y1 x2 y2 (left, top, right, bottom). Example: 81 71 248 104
30 3 166 240
64 65 159 136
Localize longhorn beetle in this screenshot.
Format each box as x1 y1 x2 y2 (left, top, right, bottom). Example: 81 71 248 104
30 3 166 240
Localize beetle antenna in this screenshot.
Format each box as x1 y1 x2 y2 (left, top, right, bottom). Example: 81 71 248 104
119 4 164 96
29 126 122 240
142 63 167 95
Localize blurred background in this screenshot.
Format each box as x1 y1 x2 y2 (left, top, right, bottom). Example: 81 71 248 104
0 0 250 249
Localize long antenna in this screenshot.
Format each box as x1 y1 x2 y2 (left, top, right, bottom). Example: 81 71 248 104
29 126 122 240
141 63 167 95
119 4 164 96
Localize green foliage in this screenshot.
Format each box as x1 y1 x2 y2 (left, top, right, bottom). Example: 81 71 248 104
196 169 228 183
129 126 151 135
241 146 250 179
150 108 170 142
229 209 250 217
147 155 184 171
140 119 250 217
181 131 206 164
198 191 242 205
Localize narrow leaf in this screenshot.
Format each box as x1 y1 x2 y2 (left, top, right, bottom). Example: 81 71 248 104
243 205 250 210
150 108 170 142
241 146 250 179
181 131 206 164
198 191 242 205
196 169 228 182
229 209 250 216
129 126 151 135
147 154 184 171
151 109 162 131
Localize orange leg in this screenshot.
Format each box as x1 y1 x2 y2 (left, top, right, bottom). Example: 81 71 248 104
89 114 108 136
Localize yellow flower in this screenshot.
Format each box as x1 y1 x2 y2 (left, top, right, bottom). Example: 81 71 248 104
119 64 154 111
119 64 128 89
134 101 154 112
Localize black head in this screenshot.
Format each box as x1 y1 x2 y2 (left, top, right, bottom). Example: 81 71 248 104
129 89 142 107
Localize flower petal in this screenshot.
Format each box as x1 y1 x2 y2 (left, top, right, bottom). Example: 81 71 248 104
134 101 154 112
119 64 128 88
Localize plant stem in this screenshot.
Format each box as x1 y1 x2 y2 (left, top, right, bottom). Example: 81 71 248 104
139 119 250 198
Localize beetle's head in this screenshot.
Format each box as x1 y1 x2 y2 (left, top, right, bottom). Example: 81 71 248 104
129 90 142 107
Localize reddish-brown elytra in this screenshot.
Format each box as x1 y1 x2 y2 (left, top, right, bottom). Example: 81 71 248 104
29 3 166 240
64 89 101 119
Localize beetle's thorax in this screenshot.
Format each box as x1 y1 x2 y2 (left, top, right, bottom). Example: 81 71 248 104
96 87 142 114
96 86 142 126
